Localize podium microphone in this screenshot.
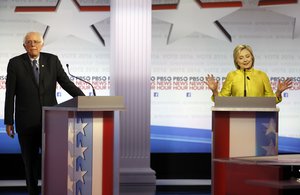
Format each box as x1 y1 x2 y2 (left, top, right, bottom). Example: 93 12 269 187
244 69 247 97
66 64 96 96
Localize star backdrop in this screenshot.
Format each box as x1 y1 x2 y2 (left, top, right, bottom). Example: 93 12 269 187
0 0 300 154
15 0 110 45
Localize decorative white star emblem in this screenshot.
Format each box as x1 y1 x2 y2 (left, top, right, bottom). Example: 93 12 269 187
262 118 277 135
153 0 239 44
67 117 89 193
68 141 75 163
67 164 75 194
68 120 75 139
75 170 87 184
262 139 277 156
74 119 88 136
75 146 88 160
68 140 87 159
15 0 110 45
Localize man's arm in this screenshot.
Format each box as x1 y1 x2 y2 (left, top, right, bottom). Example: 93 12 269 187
54 56 85 97
4 59 16 125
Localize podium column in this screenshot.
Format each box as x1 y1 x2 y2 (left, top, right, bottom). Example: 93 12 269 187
110 0 156 184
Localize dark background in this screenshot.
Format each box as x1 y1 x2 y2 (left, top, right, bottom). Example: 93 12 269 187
0 153 211 180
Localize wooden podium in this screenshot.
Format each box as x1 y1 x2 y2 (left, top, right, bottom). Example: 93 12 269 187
212 97 279 195
42 96 125 195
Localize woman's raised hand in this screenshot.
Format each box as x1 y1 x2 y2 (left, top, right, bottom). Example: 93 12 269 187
205 74 219 96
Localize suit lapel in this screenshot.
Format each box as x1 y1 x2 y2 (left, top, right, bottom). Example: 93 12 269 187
39 53 49 94
39 53 45 83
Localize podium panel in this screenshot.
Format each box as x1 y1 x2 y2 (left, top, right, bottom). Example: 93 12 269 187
213 111 278 158
211 97 279 195
42 96 124 195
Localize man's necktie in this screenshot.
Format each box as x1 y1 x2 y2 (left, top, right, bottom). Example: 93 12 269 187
32 60 39 84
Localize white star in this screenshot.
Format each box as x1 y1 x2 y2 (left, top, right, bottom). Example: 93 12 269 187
262 2 300 38
68 141 75 163
75 170 87 184
153 0 239 44
68 120 88 158
67 150 75 194
67 165 74 194
15 0 110 45
75 146 88 160
262 118 277 135
68 119 76 158
67 117 88 192
68 118 75 160
262 139 277 156
74 119 88 136
68 120 75 141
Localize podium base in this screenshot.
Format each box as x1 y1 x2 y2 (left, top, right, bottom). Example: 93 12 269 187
120 167 156 184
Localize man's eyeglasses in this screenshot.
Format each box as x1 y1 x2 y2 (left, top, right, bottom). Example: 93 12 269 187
24 40 42 45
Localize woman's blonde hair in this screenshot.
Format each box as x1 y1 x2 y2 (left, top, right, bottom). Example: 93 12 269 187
233 44 254 69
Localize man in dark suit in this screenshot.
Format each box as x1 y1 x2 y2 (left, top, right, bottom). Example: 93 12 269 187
4 32 85 195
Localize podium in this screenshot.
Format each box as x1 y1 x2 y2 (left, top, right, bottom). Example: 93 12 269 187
212 97 279 195
217 155 300 195
42 96 125 195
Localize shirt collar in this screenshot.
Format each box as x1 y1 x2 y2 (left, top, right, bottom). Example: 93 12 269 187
29 55 40 63
238 67 254 73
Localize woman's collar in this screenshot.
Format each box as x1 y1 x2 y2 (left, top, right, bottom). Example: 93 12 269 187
238 67 254 73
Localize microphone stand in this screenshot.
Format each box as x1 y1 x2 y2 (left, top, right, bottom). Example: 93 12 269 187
66 64 96 96
244 69 247 97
